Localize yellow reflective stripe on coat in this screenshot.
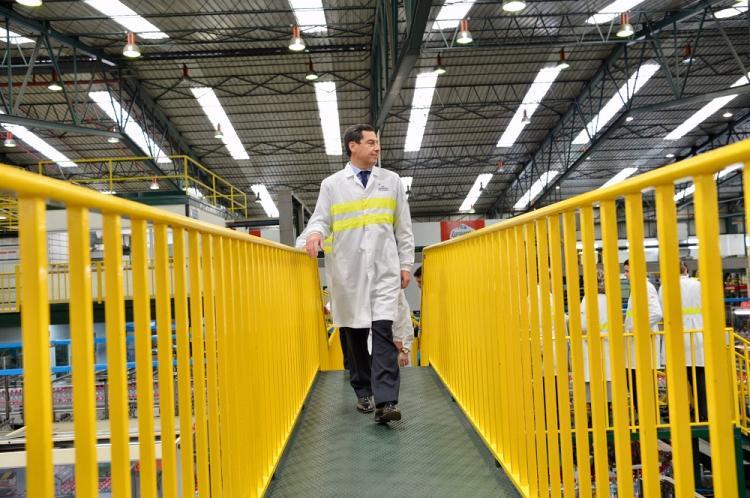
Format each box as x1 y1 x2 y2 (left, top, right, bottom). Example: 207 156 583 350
330 197 397 216
683 307 701 315
332 213 394 233
323 235 333 254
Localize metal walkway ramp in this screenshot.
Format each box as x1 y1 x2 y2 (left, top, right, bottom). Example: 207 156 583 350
267 368 520 497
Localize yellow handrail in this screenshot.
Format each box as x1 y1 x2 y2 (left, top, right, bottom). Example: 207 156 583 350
422 139 750 498
37 154 248 218
1 161 325 498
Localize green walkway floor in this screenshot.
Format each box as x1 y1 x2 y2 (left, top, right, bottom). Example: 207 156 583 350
266 367 520 497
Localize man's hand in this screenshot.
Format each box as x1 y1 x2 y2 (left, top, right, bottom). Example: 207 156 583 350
305 233 323 258
398 351 409 367
394 340 403 350
400 270 411 289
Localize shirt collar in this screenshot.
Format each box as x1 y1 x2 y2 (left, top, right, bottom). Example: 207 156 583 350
347 161 377 176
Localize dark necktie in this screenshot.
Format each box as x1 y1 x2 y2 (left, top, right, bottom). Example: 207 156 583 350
358 170 371 188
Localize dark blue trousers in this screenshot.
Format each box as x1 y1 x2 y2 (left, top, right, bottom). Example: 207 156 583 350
341 320 400 406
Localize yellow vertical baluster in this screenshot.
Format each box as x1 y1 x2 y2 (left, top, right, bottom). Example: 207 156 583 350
103 213 132 498
19 196 53 498
599 200 634 498
580 206 609 492
562 210 592 498
173 227 195 497
131 218 157 498
624 192 659 497
188 231 211 497
655 184 696 497
694 174 739 498
524 222 549 497
202 234 223 497
536 218 562 498
68 206 98 498
154 224 178 498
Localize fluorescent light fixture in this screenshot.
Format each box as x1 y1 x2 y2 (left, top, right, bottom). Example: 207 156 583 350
401 176 413 198
714 0 748 19
101 190 116 195
666 153 675 158
459 173 493 212
313 81 343 156
513 170 560 210
83 0 168 39
190 87 249 160
572 61 660 145
0 111 76 167
251 185 279 218
89 91 171 163
664 71 750 141
289 0 327 33
674 162 744 202
432 0 476 31
0 28 34 45
497 65 563 148
602 167 638 188
404 72 439 152
586 0 648 24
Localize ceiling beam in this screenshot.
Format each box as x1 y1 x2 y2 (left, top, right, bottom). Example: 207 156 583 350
371 0 433 130
0 113 122 139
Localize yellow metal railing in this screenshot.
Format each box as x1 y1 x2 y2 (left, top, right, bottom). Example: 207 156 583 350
2 161 326 497
0 195 18 231
421 139 750 498
37 155 248 217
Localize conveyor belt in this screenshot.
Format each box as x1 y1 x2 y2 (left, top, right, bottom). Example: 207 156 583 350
267 368 520 497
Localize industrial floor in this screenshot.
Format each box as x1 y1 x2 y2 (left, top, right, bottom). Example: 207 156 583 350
266 367 520 497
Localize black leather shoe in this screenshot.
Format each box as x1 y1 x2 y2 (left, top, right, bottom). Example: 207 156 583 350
374 402 401 423
356 396 374 413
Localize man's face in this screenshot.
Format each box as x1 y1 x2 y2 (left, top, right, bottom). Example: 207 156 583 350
623 264 630 279
416 275 422 289
348 130 380 167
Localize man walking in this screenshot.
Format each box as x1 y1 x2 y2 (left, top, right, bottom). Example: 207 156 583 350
303 124 414 423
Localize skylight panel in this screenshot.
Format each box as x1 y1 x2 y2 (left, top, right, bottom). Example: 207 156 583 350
572 61 659 145
602 167 638 188
459 173 493 212
313 81 343 156
586 0 648 24
190 87 249 161
89 91 171 163
0 123 76 169
714 1 748 19
664 71 750 141
289 0 328 33
251 185 279 218
404 72 439 152
83 0 168 40
401 176 413 198
432 0 476 31
513 170 560 210
0 28 34 45
497 65 564 148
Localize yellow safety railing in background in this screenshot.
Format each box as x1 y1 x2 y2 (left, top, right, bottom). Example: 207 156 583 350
37 155 248 217
421 139 750 498
0 196 18 232
2 162 325 498
0 260 174 312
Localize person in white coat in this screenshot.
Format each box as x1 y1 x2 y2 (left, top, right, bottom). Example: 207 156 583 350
304 124 415 424
658 261 706 420
623 259 663 413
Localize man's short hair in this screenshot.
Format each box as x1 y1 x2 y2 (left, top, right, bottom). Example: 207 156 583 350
623 259 629 267
343 124 375 157
680 260 689 274
414 265 422 278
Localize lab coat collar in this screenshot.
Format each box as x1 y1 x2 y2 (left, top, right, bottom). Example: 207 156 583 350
344 162 381 179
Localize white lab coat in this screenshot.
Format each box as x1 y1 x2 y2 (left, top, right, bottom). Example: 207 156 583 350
624 279 663 368
304 164 415 328
581 294 611 382
658 275 704 367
